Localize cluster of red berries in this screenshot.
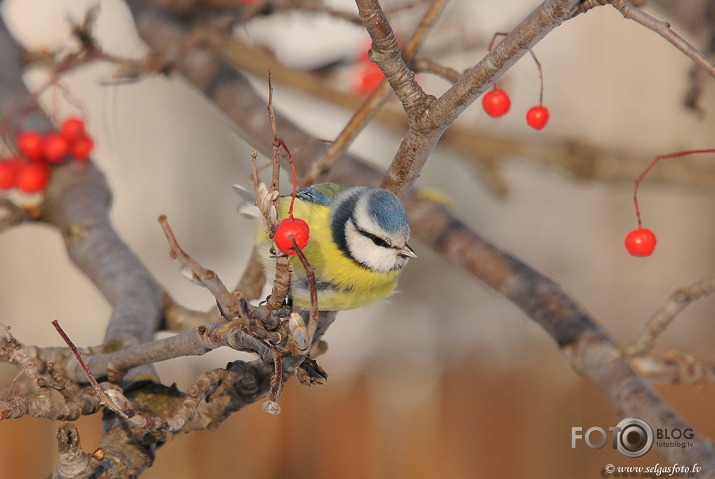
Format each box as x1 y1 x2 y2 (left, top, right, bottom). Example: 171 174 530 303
482 87 550 130
482 35 550 130
0 117 93 194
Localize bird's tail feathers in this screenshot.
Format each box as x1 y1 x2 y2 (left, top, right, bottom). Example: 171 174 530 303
232 184 260 218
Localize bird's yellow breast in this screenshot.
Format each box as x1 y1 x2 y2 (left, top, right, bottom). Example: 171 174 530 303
256 196 400 310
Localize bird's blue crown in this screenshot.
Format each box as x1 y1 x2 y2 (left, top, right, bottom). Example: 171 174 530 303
364 189 410 235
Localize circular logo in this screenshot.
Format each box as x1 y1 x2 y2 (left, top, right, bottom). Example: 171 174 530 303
616 417 653 458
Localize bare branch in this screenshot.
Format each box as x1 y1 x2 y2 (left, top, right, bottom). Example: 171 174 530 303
303 0 448 185
0 325 101 421
379 0 584 198
610 0 715 77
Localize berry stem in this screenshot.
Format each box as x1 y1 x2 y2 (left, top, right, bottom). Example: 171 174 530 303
487 32 507 52
528 49 544 105
291 235 319 323
274 137 298 219
266 72 299 221
487 32 508 92
633 149 715 229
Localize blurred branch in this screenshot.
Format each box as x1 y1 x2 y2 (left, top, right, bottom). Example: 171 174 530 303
411 57 461 82
0 198 37 230
162 291 225 331
631 350 715 385
626 277 715 356
609 0 715 77
41 162 164 361
649 0 715 112
404 197 715 466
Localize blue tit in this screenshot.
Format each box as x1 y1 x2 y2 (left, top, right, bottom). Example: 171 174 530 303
256 183 416 311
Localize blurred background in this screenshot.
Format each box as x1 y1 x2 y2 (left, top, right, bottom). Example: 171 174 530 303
1 0 715 477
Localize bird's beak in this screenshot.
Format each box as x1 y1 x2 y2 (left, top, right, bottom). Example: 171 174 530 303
399 244 417 258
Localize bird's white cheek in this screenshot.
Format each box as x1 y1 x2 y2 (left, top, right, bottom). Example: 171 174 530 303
345 223 401 273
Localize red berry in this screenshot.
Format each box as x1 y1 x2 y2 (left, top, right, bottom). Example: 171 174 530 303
43 133 70 163
354 62 384 96
60 117 86 142
16 131 45 162
526 105 550 130
16 162 49 193
625 228 657 257
274 218 310 255
71 135 94 161
482 88 511 118
0 158 21 190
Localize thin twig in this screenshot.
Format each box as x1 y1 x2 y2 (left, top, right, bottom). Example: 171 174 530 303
263 75 293 311
262 352 283 415
631 350 715 385
626 277 715 356
52 321 103 393
52 320 168 429
0 321 46 397
268 72 281 221
162 292 224 332
158 215 249 324
216 30 715 194
411 57 461 83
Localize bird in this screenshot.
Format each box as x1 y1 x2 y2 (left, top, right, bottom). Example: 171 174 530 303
253 183 416 311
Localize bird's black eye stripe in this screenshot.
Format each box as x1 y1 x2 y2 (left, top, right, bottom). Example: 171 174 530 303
369 233 390 248
355 224 391 248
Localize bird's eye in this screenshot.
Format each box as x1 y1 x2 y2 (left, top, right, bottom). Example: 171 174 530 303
370 235 390 248
351 219 392 248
